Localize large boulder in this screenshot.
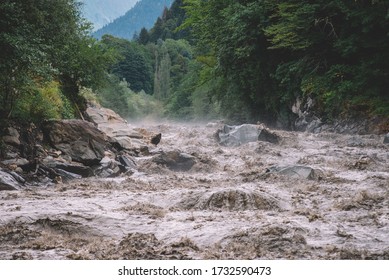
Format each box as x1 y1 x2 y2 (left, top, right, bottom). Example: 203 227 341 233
0 169 22 191
85 106 147 150
42 120 108 166
152 150 196 171
218 124 280 146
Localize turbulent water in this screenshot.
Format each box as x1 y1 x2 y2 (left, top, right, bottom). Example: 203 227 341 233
1 121 388 260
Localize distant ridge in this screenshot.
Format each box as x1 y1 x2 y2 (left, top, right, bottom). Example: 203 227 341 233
80 0 139 31
93 0 174 40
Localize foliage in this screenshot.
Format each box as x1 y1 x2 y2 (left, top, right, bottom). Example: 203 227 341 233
96 75 163 119
12 81 74 123
182 0 389 124
101 35 154 94
0 0 113 122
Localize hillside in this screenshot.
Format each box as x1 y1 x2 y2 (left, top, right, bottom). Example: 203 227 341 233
93 0 174 40
80 0 139 31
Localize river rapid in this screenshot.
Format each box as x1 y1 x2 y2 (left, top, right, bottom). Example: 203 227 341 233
1 121 388 259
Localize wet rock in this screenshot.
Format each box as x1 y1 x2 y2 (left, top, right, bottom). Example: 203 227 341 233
267 165 322 180
152 151 196 171
117 155 137 170
292 96 323 132
2 158 29 167
8 171 26 184
257 128 281 144
178 189 282 211
218 124 280 146
94 157 122 178
85 105 147 151
384 133 389 144
347 136 365 147
54 168 82 180
2 127 20 146
49 162 93 178
0 169 22 191
150 133 162 146
42 120 108 166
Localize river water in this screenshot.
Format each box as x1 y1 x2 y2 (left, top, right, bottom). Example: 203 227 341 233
1 121 388 259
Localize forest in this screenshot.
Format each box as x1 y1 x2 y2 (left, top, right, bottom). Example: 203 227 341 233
1 0 388 129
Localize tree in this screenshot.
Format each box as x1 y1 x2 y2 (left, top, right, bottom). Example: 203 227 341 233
101 35 153 94
0 0 114 121
138 28 150 45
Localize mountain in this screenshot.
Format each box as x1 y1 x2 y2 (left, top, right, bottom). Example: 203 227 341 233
93 0 174 40
80 0 139 31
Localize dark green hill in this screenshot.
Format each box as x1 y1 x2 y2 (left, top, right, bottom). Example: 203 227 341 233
80 0 138 31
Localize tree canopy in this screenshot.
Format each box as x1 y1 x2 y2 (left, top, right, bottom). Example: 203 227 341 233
0 0 113 122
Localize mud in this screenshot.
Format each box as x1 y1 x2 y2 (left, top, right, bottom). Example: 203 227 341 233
1 121 388 259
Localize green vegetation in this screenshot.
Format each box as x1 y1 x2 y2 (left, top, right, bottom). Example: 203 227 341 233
0 0 114 124
1 0 388 128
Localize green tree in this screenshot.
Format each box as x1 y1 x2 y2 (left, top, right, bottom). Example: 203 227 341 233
0 0 114 121
101 35 153 94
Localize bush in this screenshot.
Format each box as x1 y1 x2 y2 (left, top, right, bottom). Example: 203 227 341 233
12 81 74 123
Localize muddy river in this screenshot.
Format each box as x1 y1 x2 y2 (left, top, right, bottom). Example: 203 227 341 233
1 121 388 259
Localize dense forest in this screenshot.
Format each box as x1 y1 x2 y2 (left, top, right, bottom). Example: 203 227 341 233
1 0 388 130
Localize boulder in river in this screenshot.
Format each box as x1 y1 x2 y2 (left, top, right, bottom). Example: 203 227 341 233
266 165 323 180
218 124 280 146
85 105 147 151
0 169 22 191
42 120 108 166
152 150 196 171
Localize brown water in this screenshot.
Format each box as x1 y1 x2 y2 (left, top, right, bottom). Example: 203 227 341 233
1 121 388 259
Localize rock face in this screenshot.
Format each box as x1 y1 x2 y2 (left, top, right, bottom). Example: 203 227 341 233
85 105 146 151
42 120 108 166
218 124 280 146
292 96 323 133
0 169 22 190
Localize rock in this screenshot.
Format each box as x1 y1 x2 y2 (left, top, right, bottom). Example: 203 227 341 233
42 120 108 166
2 158 29 167
0 169 22 191
292 96 323 132
118 155 137 170
218 124 280 146
384 133 389 144
178 189 282 211
85 105 147 151
54 169 82 180
2 127 20 146
56 163 93 178
94 157 123 178
8 171 26 184
150 133 162 146
152 150 196 171
267 165 322 180
257 128 281 144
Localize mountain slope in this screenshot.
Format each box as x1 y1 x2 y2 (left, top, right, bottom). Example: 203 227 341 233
93 0 174 40
80 0 139 31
